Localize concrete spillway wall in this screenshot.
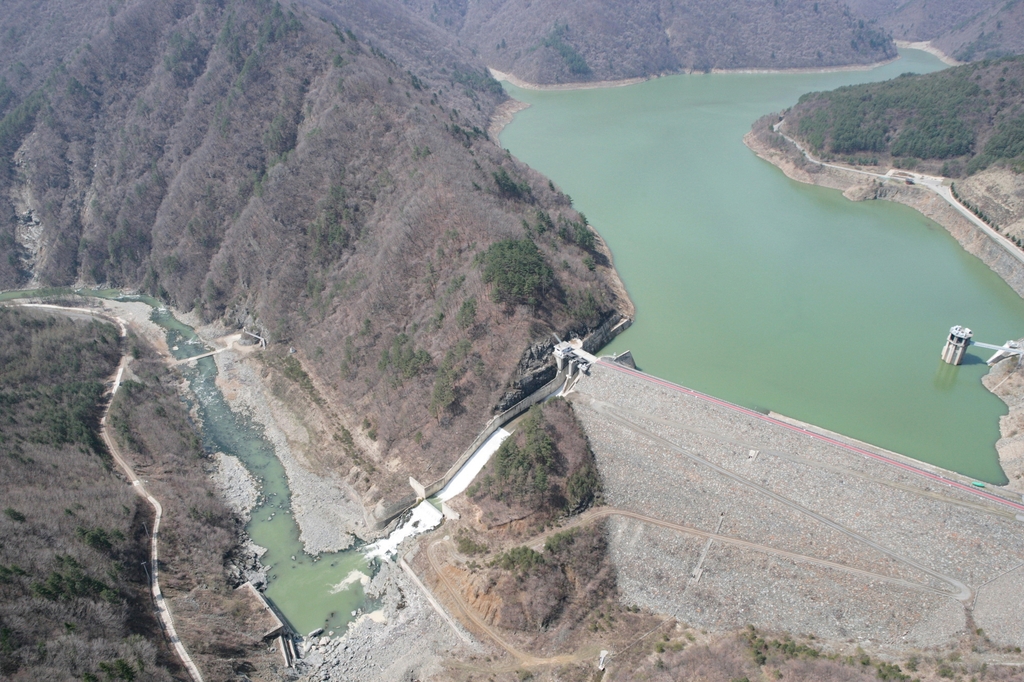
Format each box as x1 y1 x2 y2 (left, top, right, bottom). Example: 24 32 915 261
371 315 633 530
372 370 567 529
422 369 567 499
370 493 421 531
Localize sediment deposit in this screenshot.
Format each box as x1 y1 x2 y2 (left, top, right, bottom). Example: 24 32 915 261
295 561 472 681
211 451 261 519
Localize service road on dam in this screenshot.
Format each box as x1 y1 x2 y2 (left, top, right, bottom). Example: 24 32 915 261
566 361 1024 649
417 356 1024 668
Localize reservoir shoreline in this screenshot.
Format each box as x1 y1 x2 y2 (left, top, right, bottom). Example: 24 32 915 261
488 56 899 93
893 39 961 66
498 48 1024 486
488 98 531 143
744 124 1024 492
5 47 1022 674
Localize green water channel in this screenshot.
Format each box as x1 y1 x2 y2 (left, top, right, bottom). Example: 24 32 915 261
0 289 372 635
169 337 372 638
500 50 1024 484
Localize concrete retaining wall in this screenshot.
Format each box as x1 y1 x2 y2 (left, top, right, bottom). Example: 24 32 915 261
370 493 420 530
582 313 632 354
370 314 632 529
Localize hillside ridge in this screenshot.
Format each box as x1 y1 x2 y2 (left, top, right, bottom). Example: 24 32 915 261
0 0 632 507
402 0 896 85
848 0 1024 63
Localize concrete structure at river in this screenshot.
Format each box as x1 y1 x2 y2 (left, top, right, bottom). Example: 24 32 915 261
568 359 1024 649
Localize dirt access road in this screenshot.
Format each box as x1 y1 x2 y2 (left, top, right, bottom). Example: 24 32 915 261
773 121 1024 269
423 497 966 673
14 303 206 682
418 355 1024 668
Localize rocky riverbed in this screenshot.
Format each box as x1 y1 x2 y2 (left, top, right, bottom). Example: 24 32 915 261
209 346 474 676
214 351 367 555
10 294 466 675
295 560 473 681
211 451 261 518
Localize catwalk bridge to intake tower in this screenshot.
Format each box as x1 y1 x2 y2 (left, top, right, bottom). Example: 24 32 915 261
942 325 1024 366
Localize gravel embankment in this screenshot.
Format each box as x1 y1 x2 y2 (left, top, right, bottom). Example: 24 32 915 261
572 364 1024 650
215 352 367 555
973 563 1024 645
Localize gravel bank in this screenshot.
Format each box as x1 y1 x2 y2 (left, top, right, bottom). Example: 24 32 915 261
211 451 261 520
572 364 1024 650
215 351 367 555
295 561 470 681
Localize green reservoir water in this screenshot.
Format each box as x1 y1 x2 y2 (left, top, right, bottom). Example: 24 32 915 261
6 49 1022 629
500 50 1024 483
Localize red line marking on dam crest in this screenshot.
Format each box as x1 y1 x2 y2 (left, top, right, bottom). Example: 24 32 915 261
596 359 1024 514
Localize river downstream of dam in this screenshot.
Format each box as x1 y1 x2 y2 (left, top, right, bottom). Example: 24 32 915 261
0 289 374 636
499 49 1024 484
5 47 1024 648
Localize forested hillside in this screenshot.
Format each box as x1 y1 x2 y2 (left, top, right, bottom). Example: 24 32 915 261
0 305 283 680
0 0 631 503
0 308 168 680
779 55 1024 177
846 0 1024 62
404 0 895 84
107 327 284 679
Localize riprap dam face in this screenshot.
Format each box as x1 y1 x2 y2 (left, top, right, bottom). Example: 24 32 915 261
572 361 1024 647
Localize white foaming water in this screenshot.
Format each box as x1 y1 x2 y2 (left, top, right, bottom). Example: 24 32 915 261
363 427 512 560
329 569 370 594
363 500 443 560
438 428 510 501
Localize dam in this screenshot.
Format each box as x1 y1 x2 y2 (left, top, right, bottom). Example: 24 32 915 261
559 356 1024 649
499 48 1024 484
